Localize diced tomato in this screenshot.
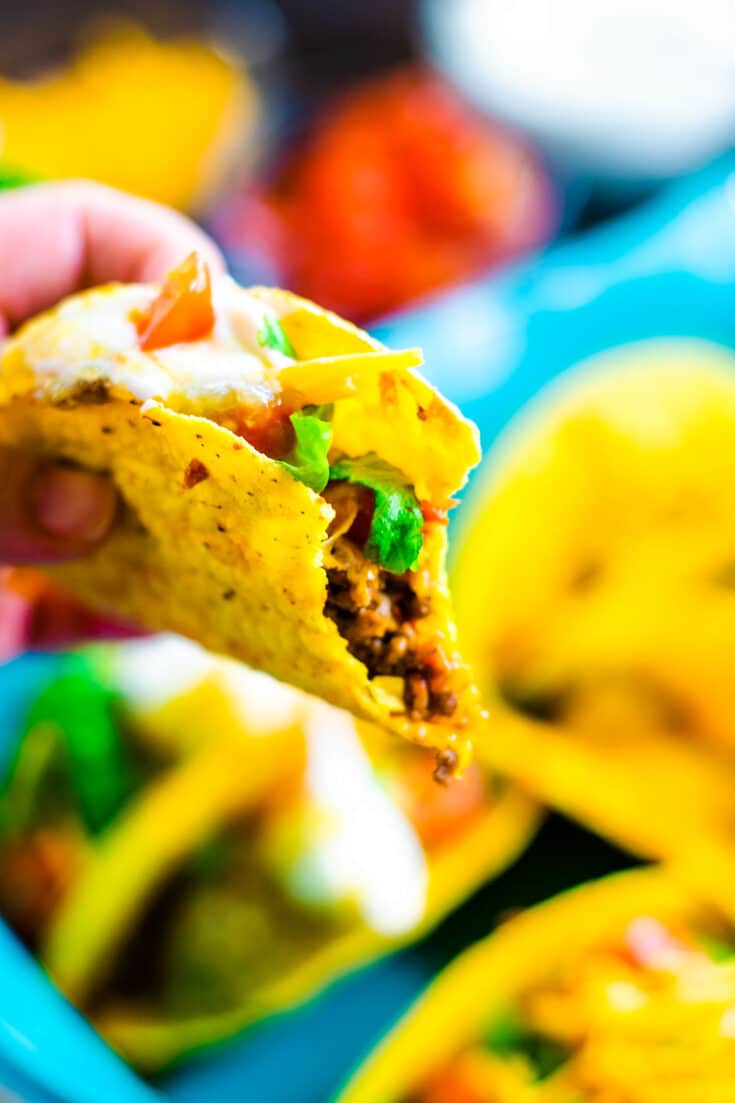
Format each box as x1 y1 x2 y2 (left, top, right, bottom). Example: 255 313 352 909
621 916 698 973
216 397 296 459
396 752 487 849
420 501 451 526
417 1064 489 1103
345 487 375 548
136 252 215 351
237 406 294 459
0 830 80 944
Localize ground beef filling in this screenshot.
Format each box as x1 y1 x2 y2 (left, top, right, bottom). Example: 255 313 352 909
324 523 458 722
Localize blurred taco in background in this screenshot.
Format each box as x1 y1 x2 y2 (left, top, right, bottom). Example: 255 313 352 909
0 255 482 773
0 23 255 212
0 636 538 1071
453 340 735 914
338 866 735 1103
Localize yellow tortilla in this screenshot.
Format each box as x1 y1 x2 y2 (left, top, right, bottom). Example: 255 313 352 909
453 339 735 911
0 275 481 769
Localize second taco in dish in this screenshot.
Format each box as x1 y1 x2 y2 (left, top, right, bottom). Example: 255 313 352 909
339 865 735 1103
453 340 735 915
0 636 538 1071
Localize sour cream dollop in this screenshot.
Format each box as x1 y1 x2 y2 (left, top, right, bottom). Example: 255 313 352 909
424 0 735 179
274 704 429 937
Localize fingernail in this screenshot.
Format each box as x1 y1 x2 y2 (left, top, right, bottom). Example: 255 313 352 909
34 466 116 543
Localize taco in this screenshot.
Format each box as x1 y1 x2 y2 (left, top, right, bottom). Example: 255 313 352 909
338 866 735 1103
0 255 481 774
0 636 538 1071
453 339 735 912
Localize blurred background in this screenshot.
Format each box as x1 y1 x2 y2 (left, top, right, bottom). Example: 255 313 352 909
1 0 732 320
2 2 735 1102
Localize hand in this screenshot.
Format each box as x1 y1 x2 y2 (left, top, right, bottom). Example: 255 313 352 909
0 180 225 565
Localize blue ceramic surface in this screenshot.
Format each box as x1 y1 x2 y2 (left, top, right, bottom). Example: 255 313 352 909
2 151 735 1103
0 655 161 1103
374 152 735 454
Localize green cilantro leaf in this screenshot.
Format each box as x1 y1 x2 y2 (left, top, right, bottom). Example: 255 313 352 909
329 453 423 573
278 404 334 492
257 314 296 357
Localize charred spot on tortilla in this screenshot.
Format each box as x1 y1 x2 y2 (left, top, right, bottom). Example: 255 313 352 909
58 379 111 407
183 459 210 489
568 557 604 594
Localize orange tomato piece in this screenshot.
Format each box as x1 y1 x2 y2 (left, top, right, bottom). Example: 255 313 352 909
136 252 215 351
420 501 451 526
0 829 82 942
418 1062 490 1103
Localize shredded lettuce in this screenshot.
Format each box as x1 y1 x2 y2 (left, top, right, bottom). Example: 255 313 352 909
485 1014 569 1080
278 404 334 493
257 314 296 357
16 656 129 836
276 408 423 572
329 453 423 573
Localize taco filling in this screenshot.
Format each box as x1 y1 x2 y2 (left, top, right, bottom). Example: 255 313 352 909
213 392 457 726
409 913 735 1102
323 485 458 725
0 254 481 769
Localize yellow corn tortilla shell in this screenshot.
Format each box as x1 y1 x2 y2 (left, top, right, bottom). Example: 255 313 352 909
0 278 481 768
453 338 735 912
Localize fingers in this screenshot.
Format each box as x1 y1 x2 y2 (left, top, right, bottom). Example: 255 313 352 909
72 180 226 284
0 448 117 564
0 180 225 329
0 182 218 562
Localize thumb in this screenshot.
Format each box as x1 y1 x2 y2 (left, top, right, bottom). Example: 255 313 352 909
0 448 117 564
